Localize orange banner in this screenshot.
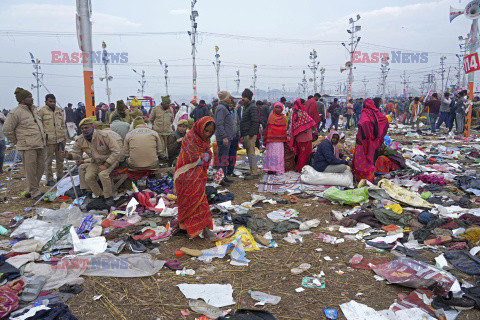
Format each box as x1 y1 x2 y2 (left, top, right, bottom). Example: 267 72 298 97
83 70 95 117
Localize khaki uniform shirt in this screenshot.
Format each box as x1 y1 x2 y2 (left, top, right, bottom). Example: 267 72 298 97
70 130 120 167
149 106 173 135
3 104 46 150
39 105 66 145
123 125 162 169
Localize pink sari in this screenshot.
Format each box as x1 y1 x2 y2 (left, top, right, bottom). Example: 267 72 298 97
352 99 389 182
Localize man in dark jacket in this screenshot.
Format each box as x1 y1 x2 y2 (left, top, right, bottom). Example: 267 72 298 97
240 88 259 180
313 132 349 173
65 103 76 139
190 99 210 123
327 98 341 130
214 91 235 186
74 102 86 135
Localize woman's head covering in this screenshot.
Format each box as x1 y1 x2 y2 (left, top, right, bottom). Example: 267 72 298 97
267 102 286 126
289 99 316 151
193 116 216 142
263 102 287 146
326 130 340 158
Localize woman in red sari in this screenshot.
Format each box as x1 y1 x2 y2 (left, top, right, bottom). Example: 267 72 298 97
290 99 316 172
263 102 287 174
175 117 216 238
352 98 389 182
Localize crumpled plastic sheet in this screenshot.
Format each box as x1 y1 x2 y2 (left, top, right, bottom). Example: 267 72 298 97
11 218 63 245
56 175 80 197
266 209 298 222
177 283 235 308
36 207 87 227
198 236 249 266
372 257 458 296
23 253 165 290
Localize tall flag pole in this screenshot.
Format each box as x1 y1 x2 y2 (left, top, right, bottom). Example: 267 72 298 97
76 0 95 118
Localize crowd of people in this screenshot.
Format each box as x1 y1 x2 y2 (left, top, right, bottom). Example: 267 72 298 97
0 85 477 239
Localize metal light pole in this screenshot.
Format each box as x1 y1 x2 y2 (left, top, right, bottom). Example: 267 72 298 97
440 56 447 92
400 71 410 96
342 14 361 101
301 70 308 98
308 49 319 93
28 52 42 107
76 0 95 117
100 41 112 105
132 69 146 96
380 58 390 103
252 65 257 98
458 35 469 89
212 46 221 93
319 67 325 94
158 59 169 95
234 70 240 94
362 76 369 98
189 0 199 99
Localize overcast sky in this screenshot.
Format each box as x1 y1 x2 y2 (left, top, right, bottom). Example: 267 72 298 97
0 0 476 108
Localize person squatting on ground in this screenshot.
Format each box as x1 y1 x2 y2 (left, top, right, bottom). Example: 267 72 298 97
62 117 121 207
3 87 47 201
39 94 67 186
167 119 187 167
313 131 350 173
123 117 162 170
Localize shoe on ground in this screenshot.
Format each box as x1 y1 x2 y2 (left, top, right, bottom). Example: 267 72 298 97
104 197 114 208
432 292 475 311
24 193 31 199
220 180 232 187
180 247 203 257
32 194 44 201
244 174 260 180
224 177 234 183
46 181 55 187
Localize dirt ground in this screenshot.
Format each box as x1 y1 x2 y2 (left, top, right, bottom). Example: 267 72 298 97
1 122 480 319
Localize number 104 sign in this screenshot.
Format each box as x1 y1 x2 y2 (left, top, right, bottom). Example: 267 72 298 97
464 52 480 74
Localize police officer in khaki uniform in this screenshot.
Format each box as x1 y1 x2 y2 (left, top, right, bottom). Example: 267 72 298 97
3 87 46 200
108 100 132 124
149 95 173 158
62 117 120 207
39 94 67 186
123 117 162 170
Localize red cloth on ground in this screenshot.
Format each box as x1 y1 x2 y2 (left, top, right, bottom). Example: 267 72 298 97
352 98 389 182
174 117 214 238
305 97 321 123
375 155 400 173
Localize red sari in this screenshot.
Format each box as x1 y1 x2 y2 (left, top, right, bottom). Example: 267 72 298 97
290 99 316 172
174 117 215 238
352 99 389 182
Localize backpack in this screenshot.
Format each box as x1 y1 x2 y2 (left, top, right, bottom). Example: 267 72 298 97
217 309 276 320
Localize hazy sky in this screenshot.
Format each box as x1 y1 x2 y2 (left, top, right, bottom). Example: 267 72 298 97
0 0 475 108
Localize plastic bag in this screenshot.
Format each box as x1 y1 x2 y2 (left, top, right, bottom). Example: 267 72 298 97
372 257 457 296
301 165 354 188
323 187 368 205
